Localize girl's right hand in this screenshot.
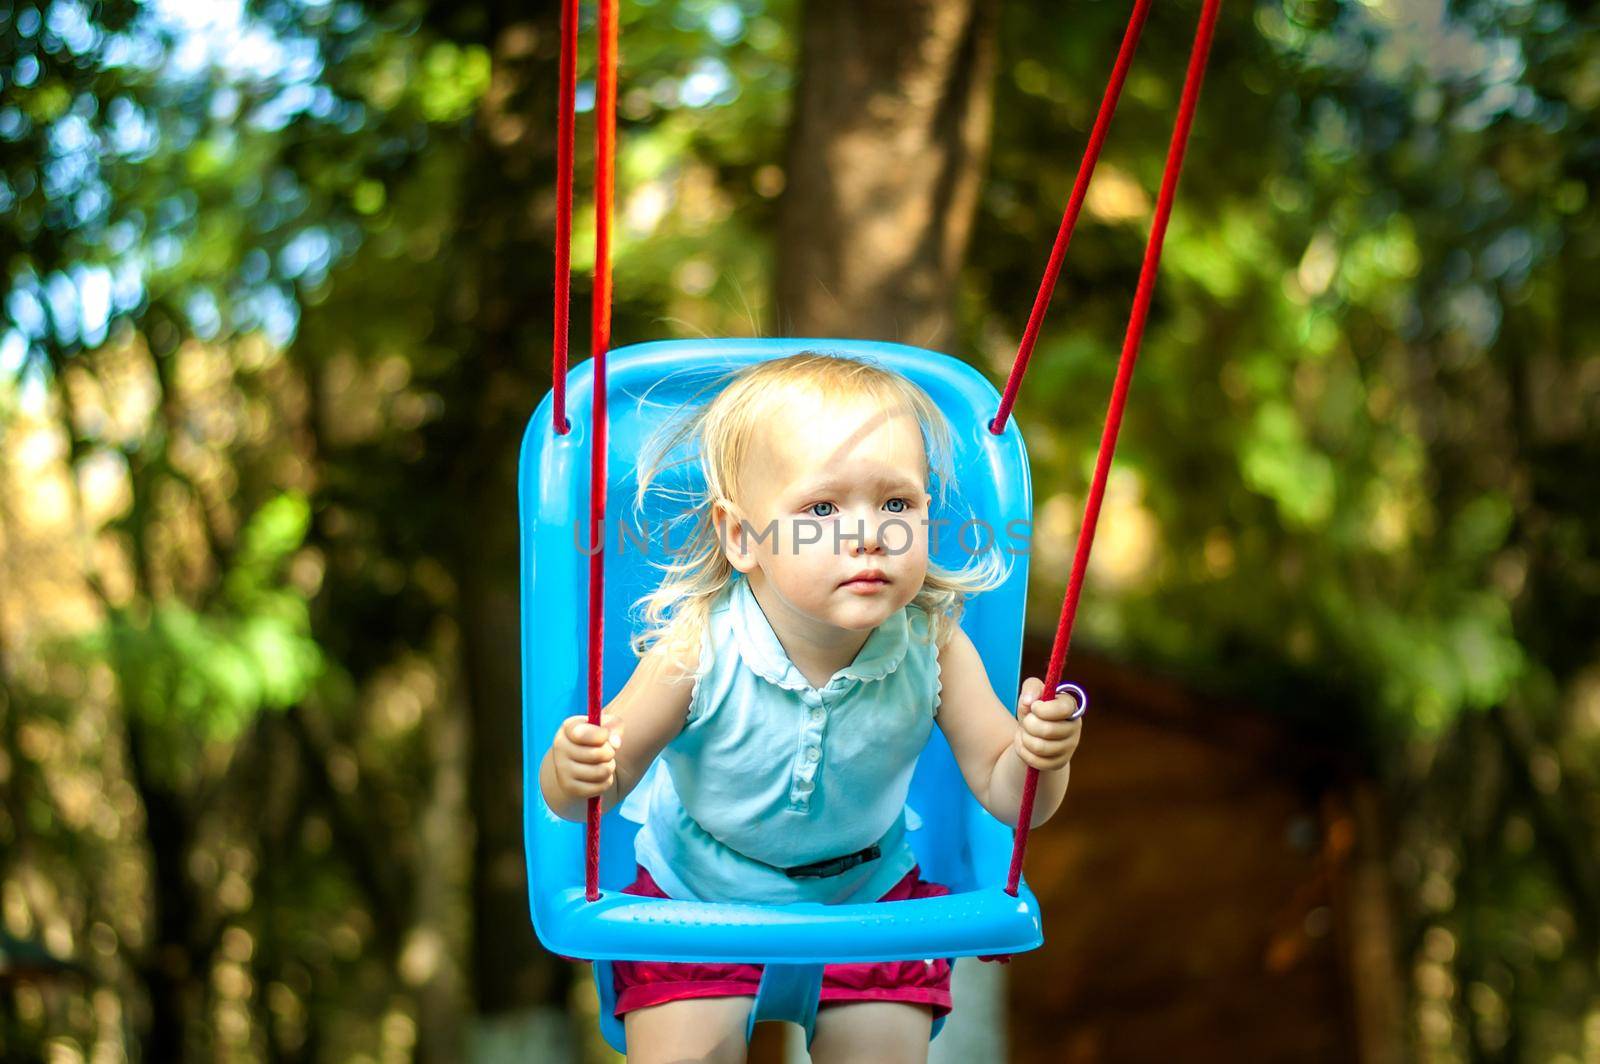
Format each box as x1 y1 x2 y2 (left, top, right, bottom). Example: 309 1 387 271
550 714 624 800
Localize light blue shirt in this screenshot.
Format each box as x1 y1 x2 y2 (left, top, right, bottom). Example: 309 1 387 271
624 575 942 904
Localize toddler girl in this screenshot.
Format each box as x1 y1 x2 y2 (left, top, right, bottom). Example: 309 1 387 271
539 353 1083 1064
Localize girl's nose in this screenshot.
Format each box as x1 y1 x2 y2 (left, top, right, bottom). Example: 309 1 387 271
847 515 885 555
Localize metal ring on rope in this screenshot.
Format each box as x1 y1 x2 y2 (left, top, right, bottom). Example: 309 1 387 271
1054 682 1089 722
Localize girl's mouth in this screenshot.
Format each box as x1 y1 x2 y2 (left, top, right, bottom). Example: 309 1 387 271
841 571 890 593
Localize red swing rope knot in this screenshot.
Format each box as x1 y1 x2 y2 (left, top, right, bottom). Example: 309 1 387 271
1005 0 1223 898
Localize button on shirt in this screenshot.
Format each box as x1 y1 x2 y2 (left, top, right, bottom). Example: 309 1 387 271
626 576 943 905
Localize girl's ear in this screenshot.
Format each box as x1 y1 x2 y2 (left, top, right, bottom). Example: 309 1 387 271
712 499 759 574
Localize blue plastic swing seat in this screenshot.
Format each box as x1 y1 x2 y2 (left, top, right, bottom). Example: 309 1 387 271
520 339 1043 1054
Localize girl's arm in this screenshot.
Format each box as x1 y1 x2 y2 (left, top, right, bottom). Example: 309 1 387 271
933 626 1083 829
538 638 698 823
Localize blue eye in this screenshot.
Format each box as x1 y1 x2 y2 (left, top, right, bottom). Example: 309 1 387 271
809 502 836 518
885 498 909 513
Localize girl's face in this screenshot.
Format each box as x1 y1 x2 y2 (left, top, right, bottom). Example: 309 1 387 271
715 390 932 633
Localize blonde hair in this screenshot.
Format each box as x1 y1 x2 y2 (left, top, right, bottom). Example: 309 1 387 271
629 353 1006 666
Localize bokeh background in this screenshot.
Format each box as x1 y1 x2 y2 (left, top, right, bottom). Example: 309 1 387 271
2 0 1597 1061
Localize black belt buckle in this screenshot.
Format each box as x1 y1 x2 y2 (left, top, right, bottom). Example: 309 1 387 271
783 843 881 879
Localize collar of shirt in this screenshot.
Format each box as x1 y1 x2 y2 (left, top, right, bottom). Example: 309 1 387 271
728 575 911 693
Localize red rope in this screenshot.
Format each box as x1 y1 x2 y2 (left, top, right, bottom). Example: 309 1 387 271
1006 0 1222 897
584 0 620 904
990 0 1153 435
552 0 577 435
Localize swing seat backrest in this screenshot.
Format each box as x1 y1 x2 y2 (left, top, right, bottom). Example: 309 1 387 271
520 339 1043 972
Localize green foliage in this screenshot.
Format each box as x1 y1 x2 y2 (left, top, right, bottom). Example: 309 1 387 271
76 493 322 749
972 0 1597 754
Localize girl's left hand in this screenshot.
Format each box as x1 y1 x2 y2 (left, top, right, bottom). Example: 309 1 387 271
1012 677 1083 771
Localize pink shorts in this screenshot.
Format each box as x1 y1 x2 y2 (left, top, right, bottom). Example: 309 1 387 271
610 865 954 1018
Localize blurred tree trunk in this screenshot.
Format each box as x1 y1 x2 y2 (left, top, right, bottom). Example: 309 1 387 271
775 3 1003 1061
1327 786 1406 1064
775 0 999 351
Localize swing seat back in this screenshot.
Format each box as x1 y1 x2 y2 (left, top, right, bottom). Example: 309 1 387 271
520 339 1043 1042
